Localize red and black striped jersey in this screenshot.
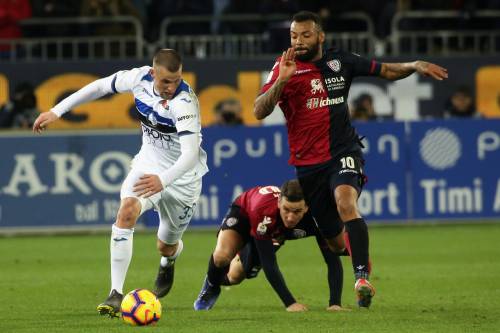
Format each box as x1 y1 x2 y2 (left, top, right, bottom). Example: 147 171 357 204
234 185 316 241
260 48 381 167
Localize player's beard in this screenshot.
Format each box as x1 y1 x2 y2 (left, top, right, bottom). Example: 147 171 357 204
294 39 321 62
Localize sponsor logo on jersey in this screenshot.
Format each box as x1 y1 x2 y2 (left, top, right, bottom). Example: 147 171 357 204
327 59 341 72
306 96 345 109
324 76 345 84
310 79 325 94
180 97 192 103
142 88 153 98
142 124 173 142
324 76 346 91
294 69 312 75
256 216 272 235
177 114 197 122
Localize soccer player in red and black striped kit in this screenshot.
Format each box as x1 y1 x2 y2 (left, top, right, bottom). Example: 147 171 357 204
254 11 448 308
194 180 346 312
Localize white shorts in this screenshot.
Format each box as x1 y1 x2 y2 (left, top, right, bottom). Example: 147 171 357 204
120 168 202 244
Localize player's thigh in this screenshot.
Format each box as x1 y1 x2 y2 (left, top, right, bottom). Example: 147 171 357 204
120 168 157 215
329 152 365 199
237 241 263 280
330 152 366 218
213 204 250 263
227 255 246 284
156 179 202 245
215 229 245 261
299 170 343 239
219 205 251 241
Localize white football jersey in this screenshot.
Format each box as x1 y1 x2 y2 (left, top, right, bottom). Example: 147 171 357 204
112 66 208 184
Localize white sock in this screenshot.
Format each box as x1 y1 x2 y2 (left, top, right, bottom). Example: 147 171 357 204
160 239 184 268
110 224 134 295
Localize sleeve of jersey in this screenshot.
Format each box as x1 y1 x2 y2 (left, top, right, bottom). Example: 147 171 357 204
172 95 201 135
112 66 148 93
50 74 115 117
259 59 281 95
254 238 296 307
50 67 144 117
348 52 381 77
158 133 199 187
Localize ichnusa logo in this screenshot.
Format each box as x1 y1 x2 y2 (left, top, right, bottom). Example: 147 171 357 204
306 96 345 109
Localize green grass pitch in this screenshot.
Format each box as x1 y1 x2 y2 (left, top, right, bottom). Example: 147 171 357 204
1 223 499 333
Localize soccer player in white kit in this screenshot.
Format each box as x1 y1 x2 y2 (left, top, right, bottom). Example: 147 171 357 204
33 49 208 317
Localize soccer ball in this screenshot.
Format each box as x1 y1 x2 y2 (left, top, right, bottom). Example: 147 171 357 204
121 289 162 326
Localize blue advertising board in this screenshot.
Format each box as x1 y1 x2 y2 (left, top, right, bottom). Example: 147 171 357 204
0 131 141 227
409 119 500 219
0 120 498 231
355 122 407 221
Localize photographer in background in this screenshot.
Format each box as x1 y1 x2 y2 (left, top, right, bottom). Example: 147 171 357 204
0 82 39 129
213 98 244 126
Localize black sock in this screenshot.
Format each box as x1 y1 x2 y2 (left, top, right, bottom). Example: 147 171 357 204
328 254 343 306
344 218 370 280
206 254 229 288
220 275 231 286
339 248 350 256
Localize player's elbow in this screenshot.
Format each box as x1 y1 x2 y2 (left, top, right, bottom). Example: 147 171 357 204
253 96 268 120
253 103 270 120
254 108 266 120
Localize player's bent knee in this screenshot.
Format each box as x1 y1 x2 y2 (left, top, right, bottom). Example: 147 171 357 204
116 198 141 228
336 201 358 220
157 240 177 257
227 273 244 285
213 251 233 267
326 238 345 253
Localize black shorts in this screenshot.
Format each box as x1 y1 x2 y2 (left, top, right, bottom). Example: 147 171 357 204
219 204 251 243
237 240 282 279
220 205 281 279
298 152 366 239
238 241 261 279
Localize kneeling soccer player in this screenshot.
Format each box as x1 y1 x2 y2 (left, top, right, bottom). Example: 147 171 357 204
193 180 348 312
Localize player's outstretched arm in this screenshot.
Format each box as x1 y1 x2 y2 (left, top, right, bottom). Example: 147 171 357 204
380 61 448 81
254 48 296 120
33 75 118 133
254 238 307 311
32 111 59 133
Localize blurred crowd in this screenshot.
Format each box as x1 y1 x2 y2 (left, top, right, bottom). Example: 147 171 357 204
0 82 481 130
348 85 481 122
1 0 500 42
0 0 491 128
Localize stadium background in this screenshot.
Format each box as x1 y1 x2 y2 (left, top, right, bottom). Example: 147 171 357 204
0 1 499 231
0 2 499 332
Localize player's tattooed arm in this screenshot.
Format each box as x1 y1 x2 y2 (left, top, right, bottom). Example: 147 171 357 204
254 80 288 120
380 61 448 81
254 48 296 120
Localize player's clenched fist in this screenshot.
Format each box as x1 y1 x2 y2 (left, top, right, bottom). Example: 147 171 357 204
32 110 59 133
